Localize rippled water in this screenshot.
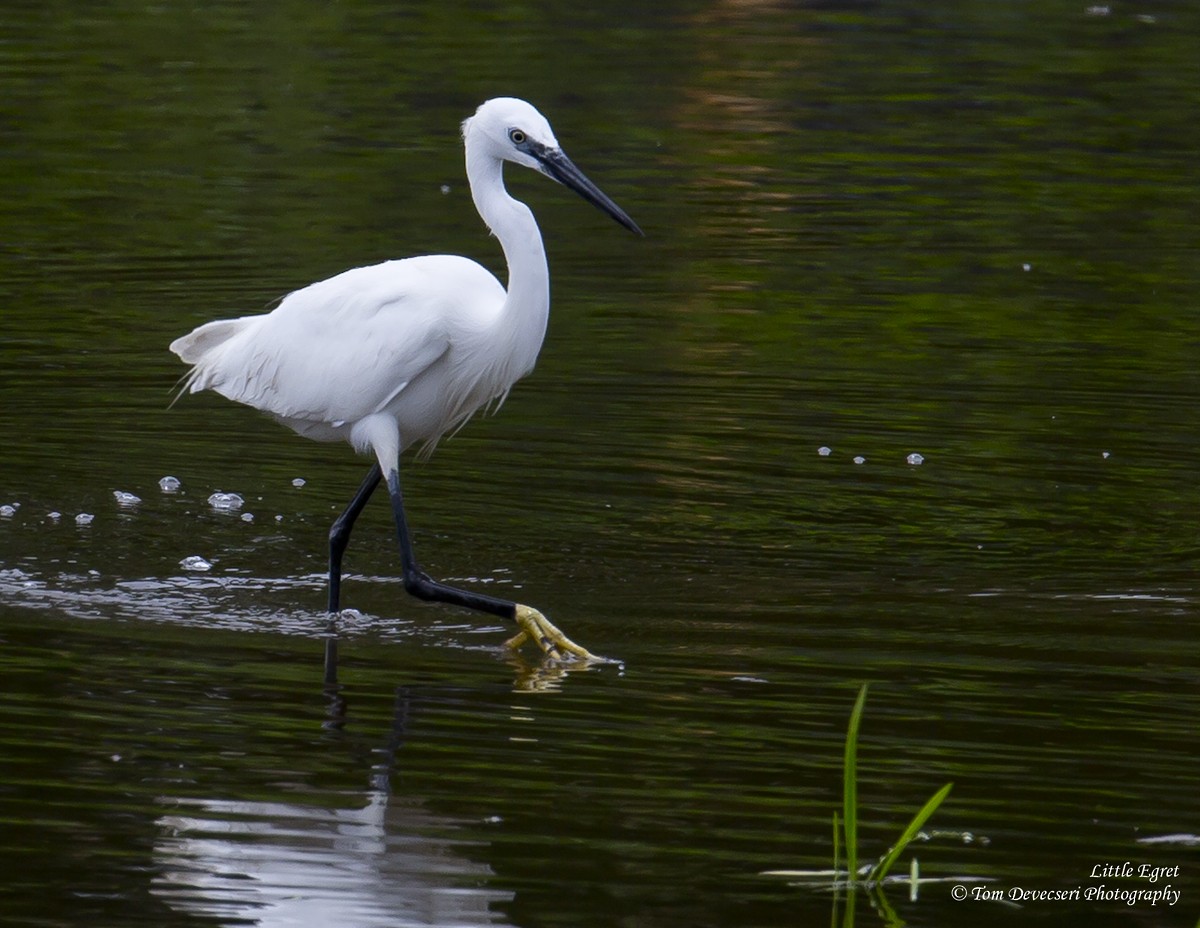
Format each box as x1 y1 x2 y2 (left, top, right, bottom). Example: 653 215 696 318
3 2 1200 926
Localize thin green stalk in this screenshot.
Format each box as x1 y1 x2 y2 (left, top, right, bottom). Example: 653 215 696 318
867 781 954 884
843 684 868 884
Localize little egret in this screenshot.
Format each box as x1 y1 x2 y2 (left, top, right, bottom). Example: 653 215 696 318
171 97 641 660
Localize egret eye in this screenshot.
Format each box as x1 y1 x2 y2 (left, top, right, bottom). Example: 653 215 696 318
508 128 526 145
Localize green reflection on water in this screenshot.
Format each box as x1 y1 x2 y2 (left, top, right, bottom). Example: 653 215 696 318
2 1 1200 926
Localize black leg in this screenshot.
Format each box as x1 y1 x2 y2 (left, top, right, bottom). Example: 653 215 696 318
324 461 598 661
384 467 517 621
328 462 383 613
323 617 340 688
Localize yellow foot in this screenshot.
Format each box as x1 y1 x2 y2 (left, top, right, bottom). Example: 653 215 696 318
504 603 603 662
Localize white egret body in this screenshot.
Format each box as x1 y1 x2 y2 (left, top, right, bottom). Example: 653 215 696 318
171 98 641 660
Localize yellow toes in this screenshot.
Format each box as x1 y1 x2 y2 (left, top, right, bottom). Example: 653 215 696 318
508 603 599 662
502 629 532 651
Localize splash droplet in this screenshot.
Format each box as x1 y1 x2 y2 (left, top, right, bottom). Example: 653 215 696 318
906 452 925 466
113 491 142 507
207 492 244 512
159 476 182 493
180 555 212 572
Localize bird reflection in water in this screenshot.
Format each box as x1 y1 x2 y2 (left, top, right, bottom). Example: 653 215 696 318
153 688 515 927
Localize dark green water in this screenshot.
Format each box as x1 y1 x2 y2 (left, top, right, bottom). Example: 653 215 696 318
2 2 1199 926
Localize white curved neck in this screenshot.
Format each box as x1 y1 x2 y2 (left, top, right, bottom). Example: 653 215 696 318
464 140 549 365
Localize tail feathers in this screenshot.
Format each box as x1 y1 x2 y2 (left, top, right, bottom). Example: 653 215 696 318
168 317 254 404
169 318 248 364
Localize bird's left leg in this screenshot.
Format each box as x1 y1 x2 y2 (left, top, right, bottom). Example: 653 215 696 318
324 463 385 687
382 466 597 660
327 462 383 613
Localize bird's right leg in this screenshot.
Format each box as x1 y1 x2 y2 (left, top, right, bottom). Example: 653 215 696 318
382 466 598 661
328 462 383 613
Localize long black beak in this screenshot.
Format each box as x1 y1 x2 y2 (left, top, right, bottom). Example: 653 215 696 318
533 144 644 236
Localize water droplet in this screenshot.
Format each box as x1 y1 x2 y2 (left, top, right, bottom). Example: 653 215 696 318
47 511 61 521
853 456 866 465
180 555 212 572
291 478 306 488
440 184 451 195
1101 451 1111 459
275 514 283 522
906 452 925 465
159 476 182 493
1022 262 1032 272
75 513 95 526
240 512 254 522
113 490 142 507
207 491 244 512
817 446 832 456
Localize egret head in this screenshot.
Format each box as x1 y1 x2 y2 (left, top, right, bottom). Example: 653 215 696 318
463 97 559 171
463 97 643 236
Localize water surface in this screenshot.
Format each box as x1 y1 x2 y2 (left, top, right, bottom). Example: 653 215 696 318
2 2 1199 926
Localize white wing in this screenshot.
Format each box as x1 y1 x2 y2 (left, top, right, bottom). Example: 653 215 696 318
171 256 505 430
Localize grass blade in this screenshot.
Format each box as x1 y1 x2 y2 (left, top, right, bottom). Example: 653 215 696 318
867 781 954 884
843 684 868 883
